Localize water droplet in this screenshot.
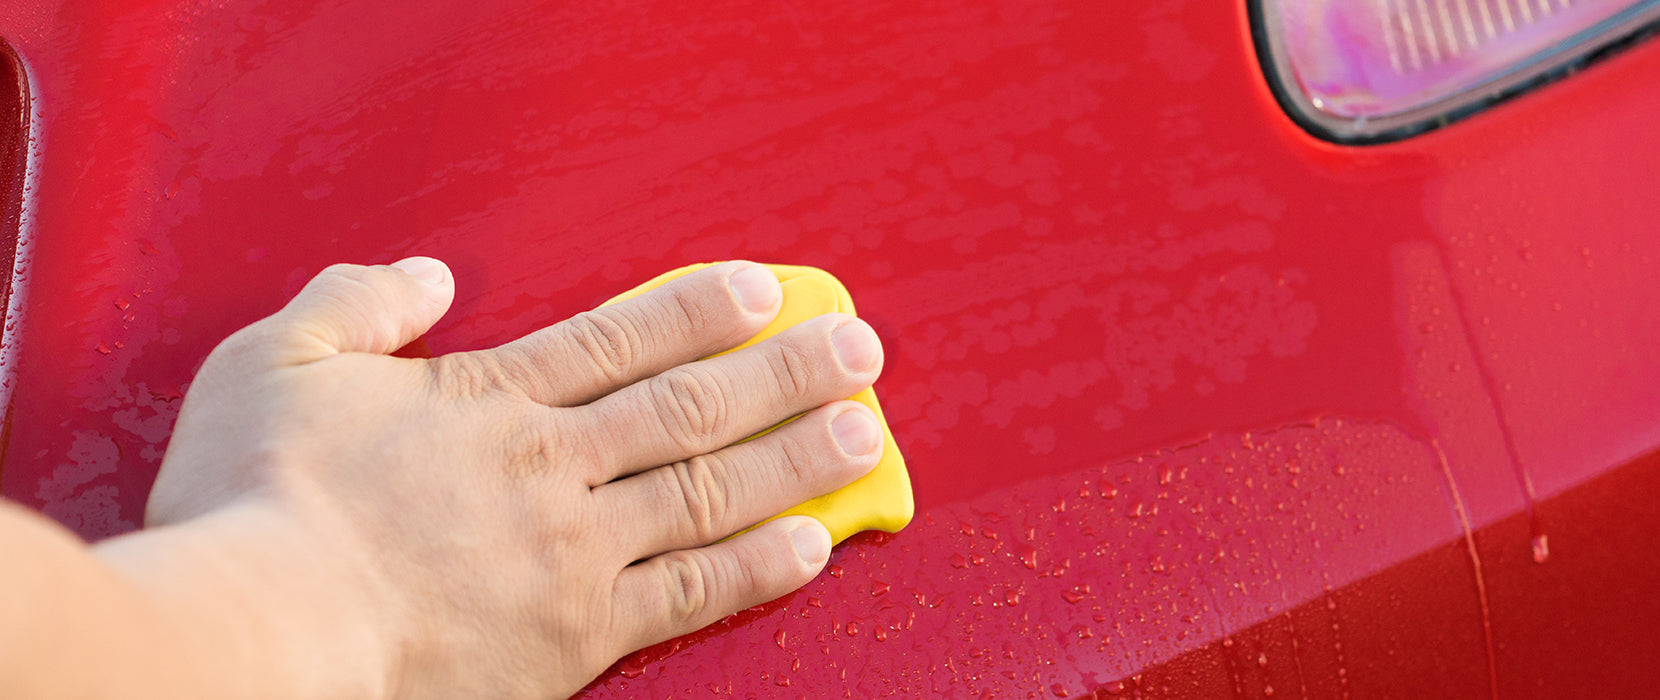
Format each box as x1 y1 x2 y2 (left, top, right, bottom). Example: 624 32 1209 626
618 658 646 678
95 342 111 355
950 553 968 569
1264 685 1275 697
1018 545 1038 570
871 580 890 597
827 564 843 578
1532 534 1550 564
1005 589 1021 606
874 626 888 642
1258 652 1268 668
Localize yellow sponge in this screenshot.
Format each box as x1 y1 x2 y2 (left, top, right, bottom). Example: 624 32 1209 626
604 263 914 544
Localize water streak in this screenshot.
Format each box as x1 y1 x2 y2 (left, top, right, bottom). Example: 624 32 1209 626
1431 440 1501 700
1435 244 1544 558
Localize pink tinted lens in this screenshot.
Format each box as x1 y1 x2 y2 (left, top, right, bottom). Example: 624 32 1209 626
1269 0 1660 120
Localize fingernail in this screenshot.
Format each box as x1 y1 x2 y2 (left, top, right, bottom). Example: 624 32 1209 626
831 408 882 457
729 265 781 313
831 322 880 373
789 521 831 564
390 256 448 286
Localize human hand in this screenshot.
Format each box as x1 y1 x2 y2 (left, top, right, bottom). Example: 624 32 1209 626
123 258 885 699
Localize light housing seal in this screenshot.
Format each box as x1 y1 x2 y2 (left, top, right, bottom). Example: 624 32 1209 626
1253 0 1660 143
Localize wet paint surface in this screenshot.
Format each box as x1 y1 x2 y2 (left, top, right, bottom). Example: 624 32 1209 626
2 0 1658 696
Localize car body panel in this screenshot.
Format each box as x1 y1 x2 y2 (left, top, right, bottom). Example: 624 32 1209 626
1 0 1657 696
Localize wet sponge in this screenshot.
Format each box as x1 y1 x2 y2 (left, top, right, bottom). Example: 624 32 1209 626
604 263 914 544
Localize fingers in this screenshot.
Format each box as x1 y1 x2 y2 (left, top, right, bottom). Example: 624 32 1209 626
575 313 883 482
610 515 830 653
487 262 783 407
596 401 881 559
231 257 457 366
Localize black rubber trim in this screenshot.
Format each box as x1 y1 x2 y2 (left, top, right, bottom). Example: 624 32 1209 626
1249 0 1660 145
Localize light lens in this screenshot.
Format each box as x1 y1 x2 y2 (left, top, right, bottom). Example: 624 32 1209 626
1257 0 1660 141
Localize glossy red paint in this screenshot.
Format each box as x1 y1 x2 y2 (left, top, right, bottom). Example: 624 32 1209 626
0 41 26 357
2 1 1658 697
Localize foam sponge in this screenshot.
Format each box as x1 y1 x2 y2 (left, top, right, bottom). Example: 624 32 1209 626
604 263 914 544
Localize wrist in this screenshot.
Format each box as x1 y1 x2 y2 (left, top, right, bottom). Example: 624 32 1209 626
94 497 399 699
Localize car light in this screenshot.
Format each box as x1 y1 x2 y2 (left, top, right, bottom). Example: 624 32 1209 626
1254 0 1660 142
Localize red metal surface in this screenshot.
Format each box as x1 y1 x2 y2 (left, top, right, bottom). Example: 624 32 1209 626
0 40 26 369
2 1 1658 697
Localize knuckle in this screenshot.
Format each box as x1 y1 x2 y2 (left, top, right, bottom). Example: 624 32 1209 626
316 264 396 302
563 311 638 382
659 553 712 624
427 351 514 397
656 285 710 335
663 456 729 542
207 319 284 366
769 341 817 398
293 264 406 338
648 368 728 451
319 262 365 279
775 433 817 487
315 263 367 286
500 413 570 480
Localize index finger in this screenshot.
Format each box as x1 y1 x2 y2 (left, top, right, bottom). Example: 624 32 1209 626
486 262 783 407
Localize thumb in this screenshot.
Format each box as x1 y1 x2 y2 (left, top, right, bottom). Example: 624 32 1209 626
260 257 456 364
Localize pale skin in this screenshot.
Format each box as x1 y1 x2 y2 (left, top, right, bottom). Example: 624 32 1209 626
0 258 884 699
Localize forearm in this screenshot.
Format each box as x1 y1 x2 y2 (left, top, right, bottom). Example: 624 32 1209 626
1 499 393 700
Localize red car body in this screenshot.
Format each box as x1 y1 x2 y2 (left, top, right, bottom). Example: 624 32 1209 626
3 1 1659 697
